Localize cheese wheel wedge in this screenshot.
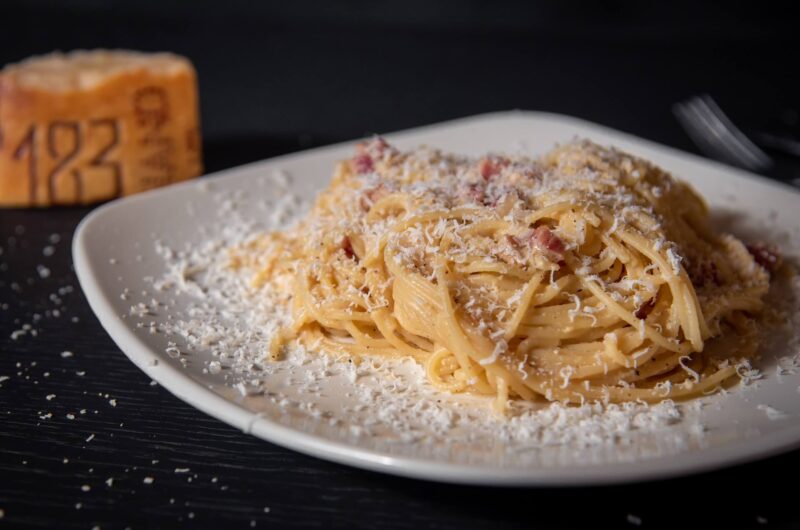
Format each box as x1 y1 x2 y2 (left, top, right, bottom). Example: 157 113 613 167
0 50 203 207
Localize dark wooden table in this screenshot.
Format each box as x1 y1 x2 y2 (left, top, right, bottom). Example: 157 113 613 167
2 3 799 528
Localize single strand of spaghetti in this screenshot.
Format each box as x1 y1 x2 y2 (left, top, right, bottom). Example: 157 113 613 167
313 332 403 358
628 349 687 380
459 219 514 236
605 259 625 283
504 272 545 340
617 327 647 353
600 233 634 264
531 275 577 306
678 279 706 344
396 328 435 352
493 375 509 415
268 327 296 359
343 321 394 348
525 202 580 225
289 275 317 332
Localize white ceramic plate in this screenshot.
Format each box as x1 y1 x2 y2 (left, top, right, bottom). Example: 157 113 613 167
74 111 800 485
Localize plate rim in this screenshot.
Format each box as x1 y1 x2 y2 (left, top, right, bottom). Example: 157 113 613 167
73 109 800 486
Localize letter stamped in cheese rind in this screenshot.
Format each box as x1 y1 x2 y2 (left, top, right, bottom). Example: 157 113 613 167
0 50 203 207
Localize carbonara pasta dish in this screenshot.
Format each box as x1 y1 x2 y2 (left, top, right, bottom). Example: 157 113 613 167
234 138 778 413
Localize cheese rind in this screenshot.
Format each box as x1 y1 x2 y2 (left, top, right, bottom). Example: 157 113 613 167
0 50 203 207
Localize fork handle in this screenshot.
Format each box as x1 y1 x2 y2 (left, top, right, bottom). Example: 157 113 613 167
753 131 800 158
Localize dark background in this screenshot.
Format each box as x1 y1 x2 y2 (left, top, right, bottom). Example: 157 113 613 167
1 1 799 528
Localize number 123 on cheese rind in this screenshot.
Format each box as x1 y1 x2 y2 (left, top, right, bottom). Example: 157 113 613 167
0 50 203 207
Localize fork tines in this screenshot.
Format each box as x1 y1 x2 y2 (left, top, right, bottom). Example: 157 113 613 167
673 94 772 171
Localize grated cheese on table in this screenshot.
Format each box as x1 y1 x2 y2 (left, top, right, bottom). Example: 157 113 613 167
626 514 642 526
756 404 787 421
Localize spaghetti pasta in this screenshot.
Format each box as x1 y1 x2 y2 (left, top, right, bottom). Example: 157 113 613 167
235 138 773 413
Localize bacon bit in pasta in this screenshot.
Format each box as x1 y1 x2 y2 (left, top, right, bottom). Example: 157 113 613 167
352 137 391 174
634 298 656 319
746 242 781 273
352 154 374 174
341 236 356 260
359 185 388 211
530 226 566 261
364 136 390 155
478 156 509 181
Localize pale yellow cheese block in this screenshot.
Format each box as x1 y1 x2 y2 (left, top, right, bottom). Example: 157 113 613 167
0 50 203 207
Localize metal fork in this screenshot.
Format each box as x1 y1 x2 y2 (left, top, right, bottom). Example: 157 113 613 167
673 94 773 172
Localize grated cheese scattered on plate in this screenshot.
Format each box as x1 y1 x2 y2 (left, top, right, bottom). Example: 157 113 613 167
126 166 800 465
